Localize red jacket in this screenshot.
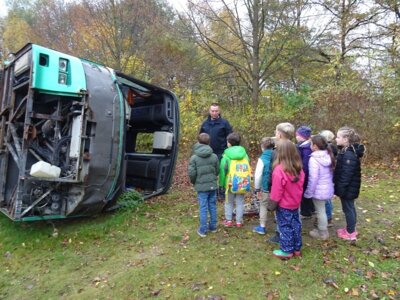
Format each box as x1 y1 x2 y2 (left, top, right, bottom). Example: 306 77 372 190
270 164 305 210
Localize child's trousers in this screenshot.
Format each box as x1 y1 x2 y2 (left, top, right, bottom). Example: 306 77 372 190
259 192 269 227
225 192 245 223
313 199 328 231
340 198 357 233
276 207 302 253
197 190 217 234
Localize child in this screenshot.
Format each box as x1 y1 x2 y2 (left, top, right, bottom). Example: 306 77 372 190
268 122 295 243
188 133 220 237
319 130 338 226
334 127 365 241
295 125 314 219
253 137 275 235
275 122 295 140
304 135 335 240
268 140 305 259
219 132 251 228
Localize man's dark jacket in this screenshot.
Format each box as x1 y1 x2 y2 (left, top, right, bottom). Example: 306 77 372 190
200 115 232 159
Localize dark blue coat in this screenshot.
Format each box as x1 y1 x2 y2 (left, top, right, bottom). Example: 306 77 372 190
200 115 232 159
334 144 365 200
296 141 312 190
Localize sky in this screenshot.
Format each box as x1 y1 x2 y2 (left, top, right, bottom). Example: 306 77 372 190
167 0 186 11
0 0 8 17
0 0 186 17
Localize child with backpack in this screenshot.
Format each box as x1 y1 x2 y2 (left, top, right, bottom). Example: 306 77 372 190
188 133 220 237
253 137 275 235
268 140 305 259
334 127 365 241
304 135 335 240
219 132 251 228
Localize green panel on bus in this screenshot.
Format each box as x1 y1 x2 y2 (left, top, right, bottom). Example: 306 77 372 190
31 44 87 95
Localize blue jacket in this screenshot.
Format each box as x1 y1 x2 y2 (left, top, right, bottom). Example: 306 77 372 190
200 115 232 158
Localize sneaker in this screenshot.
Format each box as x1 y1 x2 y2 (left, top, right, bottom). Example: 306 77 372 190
267 233 280 244
336 227 346 235
327 219 333 227
300 215 312 220
273 249 293 260
236 222 242 228
337 229 357 241
223 220 234 227
197 230 206 238
337 227 358 236
209 228 217 233
253 225 266 235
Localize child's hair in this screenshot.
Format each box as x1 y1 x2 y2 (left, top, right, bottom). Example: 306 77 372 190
337 126 360 145
198 133 210 145
260 137 275 150
272 140 302 178
311 135 336 170
227 132 241 146
319 130 335 142
276 122 295 140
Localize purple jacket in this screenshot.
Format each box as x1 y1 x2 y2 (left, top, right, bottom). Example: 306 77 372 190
304 150 334 200
296 141 312 190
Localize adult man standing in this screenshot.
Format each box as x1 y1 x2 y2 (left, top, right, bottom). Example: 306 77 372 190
199 103 233 160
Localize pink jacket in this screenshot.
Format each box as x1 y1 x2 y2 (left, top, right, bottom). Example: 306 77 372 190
270 164 305 210
304 150 334 200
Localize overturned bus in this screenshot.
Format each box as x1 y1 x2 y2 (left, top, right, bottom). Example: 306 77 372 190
0 43 179 221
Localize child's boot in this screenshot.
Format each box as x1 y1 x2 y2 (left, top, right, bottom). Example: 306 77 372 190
309 229 329 240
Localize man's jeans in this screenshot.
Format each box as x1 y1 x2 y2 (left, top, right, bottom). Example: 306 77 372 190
198 190 217 234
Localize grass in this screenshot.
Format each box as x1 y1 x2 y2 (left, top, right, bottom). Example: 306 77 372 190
0 162 399 299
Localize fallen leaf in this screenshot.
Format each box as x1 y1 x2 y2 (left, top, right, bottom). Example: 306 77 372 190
366 271 374 279
290 265 300 271
368 261 375 267
351 288 359 296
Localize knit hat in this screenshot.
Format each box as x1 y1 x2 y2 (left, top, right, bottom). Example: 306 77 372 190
296 126 312 139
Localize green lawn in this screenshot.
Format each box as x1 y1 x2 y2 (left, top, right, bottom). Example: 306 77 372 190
0 163 399 299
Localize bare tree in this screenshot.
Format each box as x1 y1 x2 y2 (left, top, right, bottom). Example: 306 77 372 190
186 0 308 105
315 0 381 82
373 0 400 78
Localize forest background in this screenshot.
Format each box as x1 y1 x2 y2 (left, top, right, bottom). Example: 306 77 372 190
0 0 399 162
